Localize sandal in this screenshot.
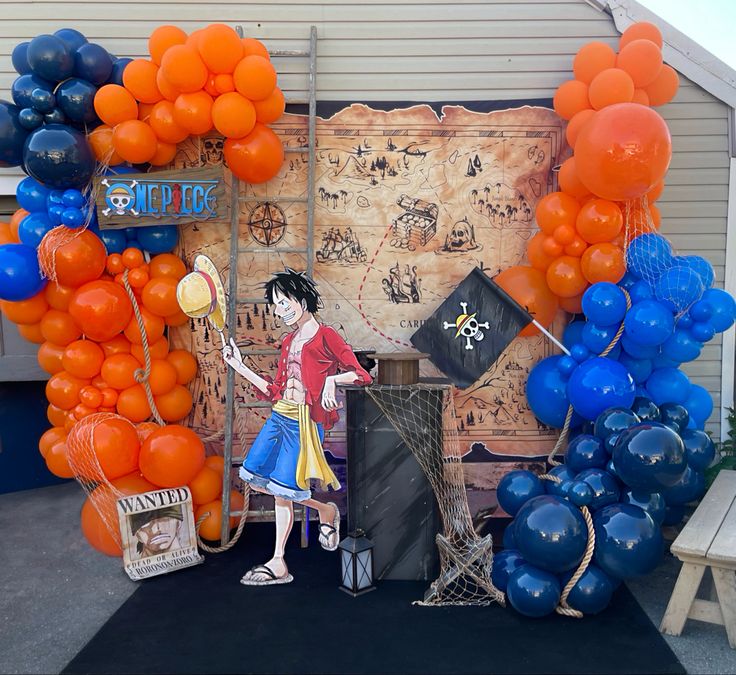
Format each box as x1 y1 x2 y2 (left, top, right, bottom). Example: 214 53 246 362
318 502 340 552
240 564 293 586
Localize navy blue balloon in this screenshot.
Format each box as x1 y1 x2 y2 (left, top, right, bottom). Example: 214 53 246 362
11 73 52 108
563 320 586 349
567 357 635 421
626 233 673 279
624 299 674 347
502 520 517 549
136 225 179 254
646 367 691 406
654 266 704 314
497 470 545 517
582 283 627 326
18 107 43 130
30 87 55 114
43 109 67 125
613 421 686 492
18 212 54 248
621 334 659 359
594 407 641 443
16 177 49 212
690 321 715 343
628 280 654 304
12 42 31 75
563 564 615 615
684 385 713 428
73 43 113 86
593 503 663 580
575 468 620 510
662 329 702 363
631 397 660 422
568 480 594 508
659 403 689 433
54 28 88 54
680 429 715 472
491 549 526 593
606 459 619 478
515 495 588 574
621 489 666 525
56 78 97 123
603 432 621 455
679 255 714 289
618 352 652 384
663 504 687 527
566 434 607 473
545 464 576 498
701 288 736 333
0 101 29 167
506 565 561 618
0 243 46 301
99 229 126 255
108 58 132 86
125 240 143 251
527 355 581 429
663 466 705 506
689 299 712 323
23 124 95 189
582 322 620 355
27 34 74 82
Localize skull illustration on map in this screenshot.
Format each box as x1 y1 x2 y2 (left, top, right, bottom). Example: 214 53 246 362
443 218 478 252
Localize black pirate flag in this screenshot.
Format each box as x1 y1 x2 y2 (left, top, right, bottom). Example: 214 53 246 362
410 267 533 389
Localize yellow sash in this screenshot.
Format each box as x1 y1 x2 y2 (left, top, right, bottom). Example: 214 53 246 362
272 399 340 491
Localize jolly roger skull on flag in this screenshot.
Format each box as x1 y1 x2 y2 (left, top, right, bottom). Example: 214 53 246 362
410 267 533 389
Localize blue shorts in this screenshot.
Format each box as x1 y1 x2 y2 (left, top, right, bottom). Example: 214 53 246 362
239 411 324 501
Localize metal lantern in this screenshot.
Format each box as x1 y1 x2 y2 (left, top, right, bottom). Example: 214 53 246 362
338 529 375 596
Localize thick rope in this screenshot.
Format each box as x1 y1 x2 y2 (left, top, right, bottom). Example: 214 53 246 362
195 482 251 553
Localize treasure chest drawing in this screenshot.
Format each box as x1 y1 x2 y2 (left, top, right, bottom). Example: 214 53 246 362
392 194 438 248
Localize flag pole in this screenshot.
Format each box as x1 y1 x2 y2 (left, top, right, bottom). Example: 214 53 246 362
532 319 571 356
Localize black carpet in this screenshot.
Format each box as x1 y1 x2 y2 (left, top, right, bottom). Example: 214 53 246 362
64 524 684 675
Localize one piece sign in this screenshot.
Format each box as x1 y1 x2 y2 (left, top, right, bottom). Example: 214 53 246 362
95 166 226 229
117 487 204 580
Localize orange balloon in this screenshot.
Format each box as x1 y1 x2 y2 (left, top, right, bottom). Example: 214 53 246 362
565 236 588 258
1 291 48 324
140 424 205 487
40 427 67 458
92 417 141 480
198 23 244 73
142 276 179 316
149 254 186 280
576 199 623 244
581 243 626 284
100 334 132 357
526 232 557 272
186 29 205 49
100 387 118 407
553 224 576 245
254 87 285 124
167 350 198 385
631 89 650 106
117 384 152 423
154 384 193 422
150 140 177 166
165 309 189 327
573 42 617 84
559 293 584 314
494 266 559 337
149 100 189 143
542 235 564 258
558 157 590 200
644 64 679 107
588 68 635 110
565 108 596 148
189 465 223 505
45 283 74 312
575 103 671 201
68 280 133 342
46 441 74 478
128 266 149 289
123 59 162 104
214 73 235 94
535 191 580 234
617 39 663 88
173 91 214 135
647 180 664 203
79 385 103 408
149 25 187 65
47 404 68 427
124 307 165 345
0 222 14 245
136 421 160 444
195 492 244 541
203 73 219 97
38 341 66 374
205 455 225 475
137 101 156 122
122 247 144 269
224 123 284 184
40 310 82 346
53 230 107 288
149 359 178 396
620 21 663 50
88 124 123 165
161 45 208 93
113 120 157 164
241 37 270 60
46 371 89 410
10 208 29 240
62 339 105 379
212 92 256 139
553 80 590 121
102 353 141 390
94 85 139 127
131 336 169 364
156 68 181 102
546 256 589 298
233 55 277 101
17 322 44 343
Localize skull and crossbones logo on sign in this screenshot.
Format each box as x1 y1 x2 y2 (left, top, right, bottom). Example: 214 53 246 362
101 180 139 216
443 301 490 350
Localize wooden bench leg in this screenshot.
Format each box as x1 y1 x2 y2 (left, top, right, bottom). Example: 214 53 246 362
660 562 706 637
712 567 736 648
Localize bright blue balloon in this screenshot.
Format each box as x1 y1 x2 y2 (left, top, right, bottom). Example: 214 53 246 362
73 43 113 86
23 124 95 189
618 352 652 383
497 470 545 517
604 343 622 361
18 212 54 248
12 42 31 75
515 495 588 574
502 521 517 549
582 283 627 326
563 320 585 349
620 334 660 359
56 78 97 123
613 422 686 492
624 300 674 347
27 34 74 82
662 466 705 506
567 480 594 507
491 549 526 593
108 58 132 86
677 313 694 329
631 397 660 422
701 288 735 333
570 343 591 363
527 355 581 429
619 270 640 290
61 207 84 228
11 73 52 108
593 504 663 580
658 403 689 433
678 255 715 289
62 189 85 208
566 434 607 473
99 229 127 254
684 384 713 427
651 353 680 370
506 565 561 618
628 280 653 304
545 464 576 498
16 176 49 212
47 204 64 226
689 299 712 323
54 28 88 54
690 321 715 343
663 504 687 527
124 227 138 241
626 233 673 279
621 490 666 525
646 367 691 406
680 429 715 472
582 322 620 355
47 189 65 207
661 329 702 363
0 102 29 168
0 243 46 301
567 357 635 421
574 468 620 510
563 564 615 615
594 407 641 443
136 225 179 254
557 355 578 379
654 266 704 314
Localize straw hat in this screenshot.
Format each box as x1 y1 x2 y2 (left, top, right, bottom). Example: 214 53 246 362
176 254 227 332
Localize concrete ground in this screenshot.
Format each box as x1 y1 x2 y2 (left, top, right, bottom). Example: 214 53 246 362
1 483 736 674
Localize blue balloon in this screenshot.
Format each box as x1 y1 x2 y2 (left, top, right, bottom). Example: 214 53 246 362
491 549 526 593
44 109 67 125
690 321 715 343
124 240 143 251
624 300 674 347
678 255 715 289
701 288 736 333
651 353 680 370
680 429 715 472
574 468 620 510
502 520 517 549
603 431 621 455
689 299 712 323
527 356 580 429
497 470 545 517
570 343 591 363
124 227 138 241
563 564 615 615
626 233 673 280
73 43 113 86
18 212 54 248
613 422 686 492
663 504 687 527
136 225 180 254
12 42 31 75
557 355 578 379
662 466 706 506
677 313 694 329
593 504 663 580
515 495 588 574
631 397 660 422
98 229 126 254
594 407 641 443
582 283 628 326
0 243 46 301
567 480 594 507
661 329 702 363
545 464 576 498
62 189 85 208
23 124 95 189
506 565 561 618
16 177 49 212
604 343 622 361
108 58 132 86
621 490 666 525
646 367 691 406
47 204 64 226
567 357 635 421
628 280 654 304
618 271 640 291
563 321 585 349
684 385 713 427
56 78 98 123
620 334 660 360
565 434 607 473
658 403 689 433
18 107 43 130
27 34 74 82
654 265 704 314
582 322 620 355
618 352 652 383
11 73 52 108
54 28 88 54
30 87 55 113
61 207 84 229
0 101 29 168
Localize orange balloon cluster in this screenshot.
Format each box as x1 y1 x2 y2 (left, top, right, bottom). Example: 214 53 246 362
92 24 285 183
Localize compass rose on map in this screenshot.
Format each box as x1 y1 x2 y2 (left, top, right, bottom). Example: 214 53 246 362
248 202 287 247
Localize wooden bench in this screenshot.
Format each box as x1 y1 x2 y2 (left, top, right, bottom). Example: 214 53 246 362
660 469 736 648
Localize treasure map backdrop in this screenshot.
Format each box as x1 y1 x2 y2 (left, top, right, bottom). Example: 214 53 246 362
169 102 569 517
